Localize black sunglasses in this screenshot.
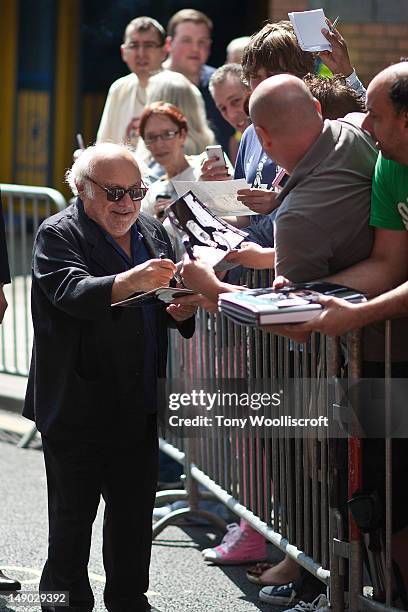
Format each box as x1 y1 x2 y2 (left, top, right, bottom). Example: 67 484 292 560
87 176 148 202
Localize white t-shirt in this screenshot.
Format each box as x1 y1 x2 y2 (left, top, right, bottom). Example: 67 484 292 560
97 73 147 145
141 156 203 216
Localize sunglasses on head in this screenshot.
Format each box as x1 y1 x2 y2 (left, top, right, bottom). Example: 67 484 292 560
86 176 148 202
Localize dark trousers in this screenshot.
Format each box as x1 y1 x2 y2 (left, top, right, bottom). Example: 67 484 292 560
40 416 158 612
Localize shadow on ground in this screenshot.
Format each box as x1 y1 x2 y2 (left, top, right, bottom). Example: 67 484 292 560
153 523 287 612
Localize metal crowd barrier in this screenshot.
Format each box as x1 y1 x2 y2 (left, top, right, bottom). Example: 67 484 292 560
161 269 404 612
0 184 67 377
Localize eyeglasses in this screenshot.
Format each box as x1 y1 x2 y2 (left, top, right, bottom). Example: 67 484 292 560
87 177 148 202
124 41 163 51
143 130 180 146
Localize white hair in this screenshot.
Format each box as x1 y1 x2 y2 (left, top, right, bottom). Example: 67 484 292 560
65 142 137 196
209 63 245 96
136 70 215 162
226 36 251 63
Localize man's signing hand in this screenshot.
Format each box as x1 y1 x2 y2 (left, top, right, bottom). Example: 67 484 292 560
131 258 176 292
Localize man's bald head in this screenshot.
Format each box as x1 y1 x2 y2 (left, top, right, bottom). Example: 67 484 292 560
369 61 408 100
249 74 323 172
250 74 321 134
363 62 408 164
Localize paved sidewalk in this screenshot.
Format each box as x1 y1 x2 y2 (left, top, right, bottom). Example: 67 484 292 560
0 416 287 612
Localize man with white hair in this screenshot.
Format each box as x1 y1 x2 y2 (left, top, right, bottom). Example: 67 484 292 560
24 143 196 612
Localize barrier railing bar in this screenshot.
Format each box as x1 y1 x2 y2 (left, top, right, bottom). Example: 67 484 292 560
1 184 66 377
20 196 30 373
384 320 393 608
326 337 346 612
1 184 66 210
347 329 364 611
357 594 404 612
7 193 17 373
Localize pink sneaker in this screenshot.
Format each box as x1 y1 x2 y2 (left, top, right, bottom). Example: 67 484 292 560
202 520 267 565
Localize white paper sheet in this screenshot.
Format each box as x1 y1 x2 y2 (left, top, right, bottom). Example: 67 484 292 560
171 178 256 216
288 9 331 52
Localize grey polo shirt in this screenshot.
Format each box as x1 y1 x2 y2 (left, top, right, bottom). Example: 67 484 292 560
274 119 378 282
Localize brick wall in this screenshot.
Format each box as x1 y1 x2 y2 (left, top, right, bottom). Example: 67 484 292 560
268 0 308 22
338 23 408 86
267 1 408 85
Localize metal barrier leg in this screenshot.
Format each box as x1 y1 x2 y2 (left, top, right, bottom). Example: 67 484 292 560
348 330 363 611
152 437 227 539
327 337 346 612
17 424 39 448
155 489 219 507
152 507 226 538
153 468 227 538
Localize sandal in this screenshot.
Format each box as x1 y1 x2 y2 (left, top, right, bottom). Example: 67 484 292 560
246 562 275 584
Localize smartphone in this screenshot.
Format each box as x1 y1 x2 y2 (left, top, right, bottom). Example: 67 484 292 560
155 194 172 220
272 167 290 193
205 145 225 168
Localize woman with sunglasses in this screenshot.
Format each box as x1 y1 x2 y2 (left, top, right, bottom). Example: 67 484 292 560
140 102 203 220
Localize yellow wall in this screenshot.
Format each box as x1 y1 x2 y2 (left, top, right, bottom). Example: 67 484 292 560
15 91 50 185
53 0 80 195
0 1 18 182
82 93 106 146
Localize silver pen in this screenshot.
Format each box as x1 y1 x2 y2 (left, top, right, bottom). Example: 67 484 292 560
160 253 184 286
330 16 340 33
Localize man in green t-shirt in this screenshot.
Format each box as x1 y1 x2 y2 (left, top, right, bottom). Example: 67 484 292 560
370 153 408 231
258 61 408 602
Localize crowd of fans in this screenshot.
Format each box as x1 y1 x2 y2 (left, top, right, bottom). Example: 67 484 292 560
2 6 408 612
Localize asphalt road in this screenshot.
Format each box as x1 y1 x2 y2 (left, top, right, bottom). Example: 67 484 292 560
0 430 286 612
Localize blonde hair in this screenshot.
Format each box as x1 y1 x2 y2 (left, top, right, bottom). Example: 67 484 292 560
136 70 214 161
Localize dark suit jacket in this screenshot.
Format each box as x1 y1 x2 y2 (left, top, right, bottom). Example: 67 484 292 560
0 198 10 284
23 199 194 439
